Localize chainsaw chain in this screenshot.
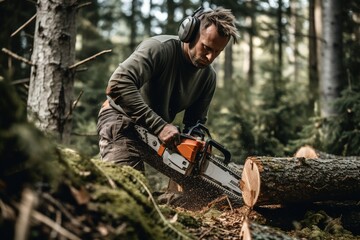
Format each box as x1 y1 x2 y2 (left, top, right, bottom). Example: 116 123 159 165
200 155 243 202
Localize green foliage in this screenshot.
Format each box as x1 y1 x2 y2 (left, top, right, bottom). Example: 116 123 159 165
253 73 310 156
210 113 256 164
287 116 323 154
0 0 36 104
0 79 63 194
322 88 360 156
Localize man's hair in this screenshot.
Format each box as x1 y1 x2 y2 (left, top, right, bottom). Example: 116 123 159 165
200 7 239 44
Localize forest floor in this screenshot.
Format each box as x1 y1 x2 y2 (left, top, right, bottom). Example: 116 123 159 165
1 146 360 240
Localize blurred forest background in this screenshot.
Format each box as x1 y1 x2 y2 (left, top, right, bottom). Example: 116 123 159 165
1 0 360 164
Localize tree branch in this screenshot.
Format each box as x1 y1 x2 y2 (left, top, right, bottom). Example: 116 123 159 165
15 188 38 240
32 210 81 240
2 48 34 66
11 14 37 37
64 90 84 122
68 49 112 69
76 1 92 9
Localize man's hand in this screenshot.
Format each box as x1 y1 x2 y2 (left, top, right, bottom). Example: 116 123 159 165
158 124 180 149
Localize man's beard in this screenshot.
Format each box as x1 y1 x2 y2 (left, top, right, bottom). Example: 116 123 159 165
189 52 208 69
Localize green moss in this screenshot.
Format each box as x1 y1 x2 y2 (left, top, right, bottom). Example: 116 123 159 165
293 210 357 240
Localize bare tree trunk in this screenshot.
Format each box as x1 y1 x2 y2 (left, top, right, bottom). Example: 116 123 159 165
308 0 319 115
319 0 344 118
165 0 176 34
129 0 139 51
247 0 255 87
223 43 233 92
244 0 256 87
27 0 77 144
277 0 283 75
290 0 299 83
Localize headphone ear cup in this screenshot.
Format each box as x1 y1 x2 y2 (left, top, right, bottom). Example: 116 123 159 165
178 16 200 43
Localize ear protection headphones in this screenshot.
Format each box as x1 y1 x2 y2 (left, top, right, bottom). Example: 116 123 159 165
178 6 213 43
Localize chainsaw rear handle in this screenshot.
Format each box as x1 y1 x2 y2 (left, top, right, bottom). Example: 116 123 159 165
204 139 231 165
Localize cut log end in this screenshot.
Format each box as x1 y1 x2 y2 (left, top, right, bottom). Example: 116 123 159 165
239 218 251 240
294 145 318 159
240 159 261 207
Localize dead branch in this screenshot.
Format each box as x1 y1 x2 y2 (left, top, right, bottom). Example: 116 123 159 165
11 14 37 37
71 132 97 137
64 90 84 122
42 193 87 229
2 48 34 66
32 210 81 240
68 49 112 69
76 1 92 9
11 78 30 85
15 188 38 240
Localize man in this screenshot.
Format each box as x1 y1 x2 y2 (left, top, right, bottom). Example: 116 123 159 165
97 7 238 174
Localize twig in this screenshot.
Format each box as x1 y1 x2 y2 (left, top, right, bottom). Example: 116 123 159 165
64 90 84 122
91 160 117 189
49 210 61 239
15 188 38 240
199 227 214 239
32 210 81 240
2 48 34 66
69 49 112 69
11 78 30 85
130 174 191 240
71 132 97 137
225 195 234 212
42 193 84 228
11 14 37 37
77 1 92 9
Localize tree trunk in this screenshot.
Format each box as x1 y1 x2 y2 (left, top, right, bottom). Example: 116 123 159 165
27 0 77 144
129 0 139 51
308 0 319 116
240 156 360 207
319 0 344 118
240 218 297 240
294 145 360 160
224 43 233 92
290 0 299 83
256 201 360 236
248 0 255 87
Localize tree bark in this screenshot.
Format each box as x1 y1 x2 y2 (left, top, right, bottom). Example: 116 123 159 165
255 200 360 235
240 218 297 240
319 0 344 118
27 0 77 144
294 145 360 161
308 0 319 115
240 156 360 207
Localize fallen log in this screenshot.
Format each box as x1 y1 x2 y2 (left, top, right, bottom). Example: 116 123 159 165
239 218 298 240
240 156 360 207
294 145 360 160
254 200 360 235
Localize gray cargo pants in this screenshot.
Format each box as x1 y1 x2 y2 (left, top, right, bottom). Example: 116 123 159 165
97 105 148 172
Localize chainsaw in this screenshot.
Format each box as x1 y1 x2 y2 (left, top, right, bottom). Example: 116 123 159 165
134 123 243 202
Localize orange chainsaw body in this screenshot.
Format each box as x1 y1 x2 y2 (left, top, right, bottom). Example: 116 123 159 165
176 138 204 163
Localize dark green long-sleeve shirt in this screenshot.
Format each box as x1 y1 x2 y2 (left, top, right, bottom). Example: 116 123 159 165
106 35 216 135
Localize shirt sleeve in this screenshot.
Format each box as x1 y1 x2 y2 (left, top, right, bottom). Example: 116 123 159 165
106 39 167 135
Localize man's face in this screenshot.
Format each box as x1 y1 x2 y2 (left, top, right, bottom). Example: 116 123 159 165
188 24 229 68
